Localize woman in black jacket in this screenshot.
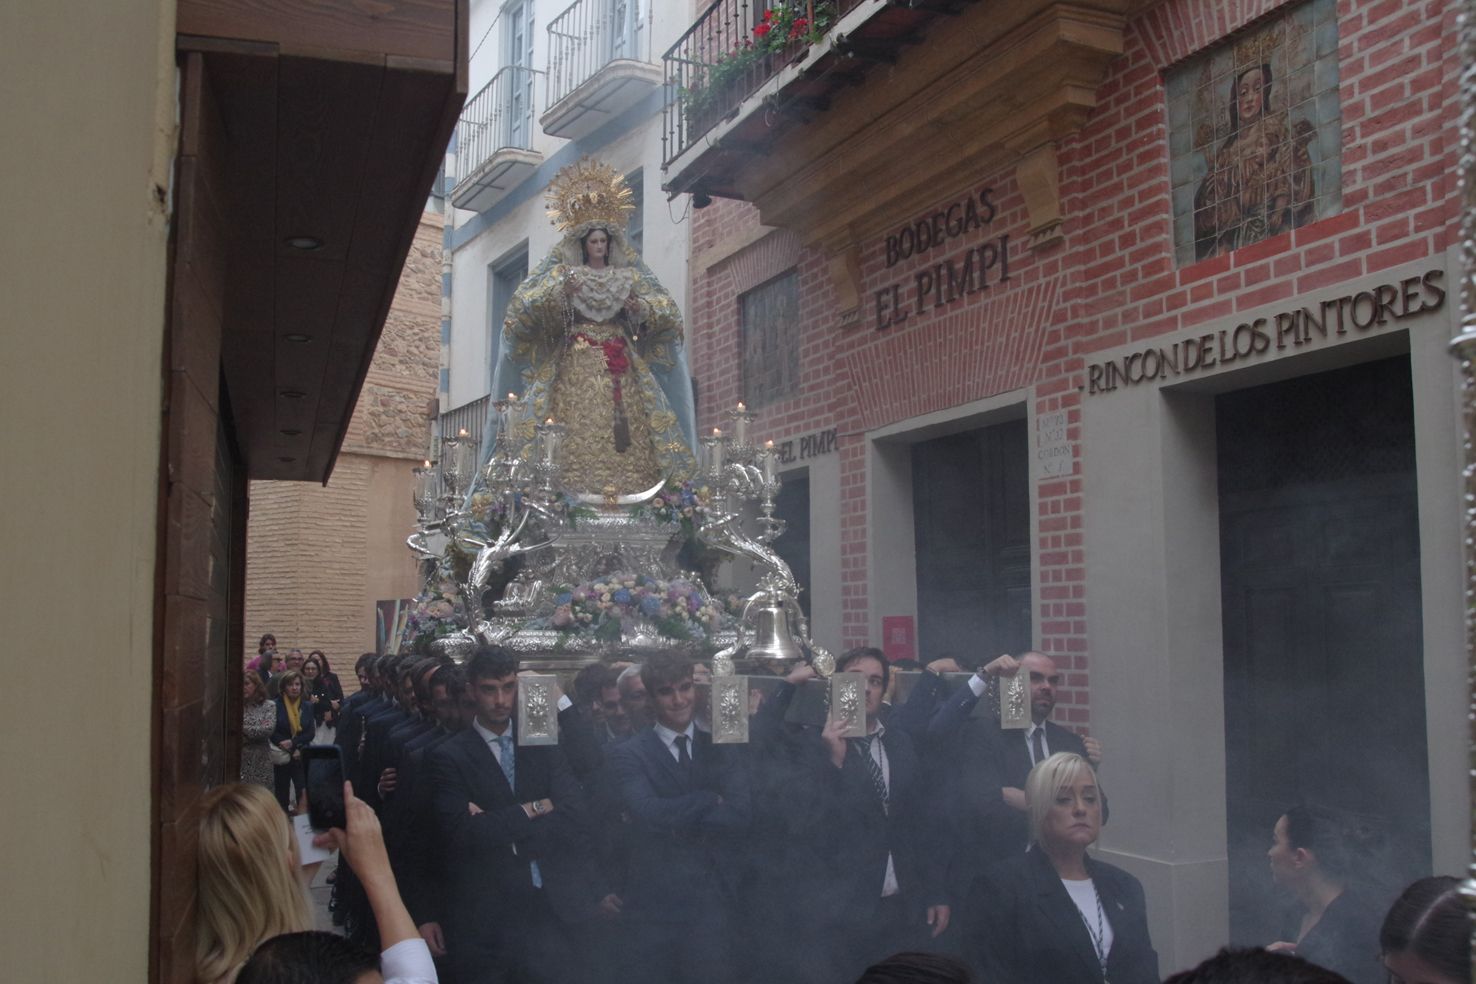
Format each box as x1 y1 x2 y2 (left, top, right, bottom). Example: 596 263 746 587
301 651 343 740
1266 805 1385 984
964 752 1158 984
270 668 315 812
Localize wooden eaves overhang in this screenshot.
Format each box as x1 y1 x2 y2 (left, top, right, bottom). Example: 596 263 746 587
664 0 1150 317
176 0 468 482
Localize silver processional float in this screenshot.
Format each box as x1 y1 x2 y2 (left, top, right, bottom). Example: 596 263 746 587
401 159 839 745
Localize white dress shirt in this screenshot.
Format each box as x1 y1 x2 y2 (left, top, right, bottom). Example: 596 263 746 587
472 717 511 766
652 720 697 761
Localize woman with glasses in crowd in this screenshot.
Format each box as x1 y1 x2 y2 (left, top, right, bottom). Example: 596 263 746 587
303 650 343 741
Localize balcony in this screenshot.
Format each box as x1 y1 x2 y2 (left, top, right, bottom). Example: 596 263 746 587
661 0 1135 315
451 65 543 212
542 0 663 139
440 394 491 454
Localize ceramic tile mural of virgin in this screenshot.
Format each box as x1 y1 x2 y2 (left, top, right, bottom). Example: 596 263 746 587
1168 0 1343 264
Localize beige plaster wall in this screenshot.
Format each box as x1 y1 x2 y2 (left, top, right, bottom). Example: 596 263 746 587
0 0 176 978
245 213 441 665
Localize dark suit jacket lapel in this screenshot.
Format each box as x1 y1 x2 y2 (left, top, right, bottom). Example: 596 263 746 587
1028 848 1107 981
641 727 687 790
1087 858 1136 969
1003 730 1032 787
466 728 515 802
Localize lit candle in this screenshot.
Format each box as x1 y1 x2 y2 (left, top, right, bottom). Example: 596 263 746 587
412 464 439 515
459 428 469 438
536 418 564 466
733 403 748 446
708 428 725 475
762 440 777 483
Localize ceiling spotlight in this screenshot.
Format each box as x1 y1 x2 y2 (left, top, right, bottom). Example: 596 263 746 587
284 333 313 343
280 428 302 436
692 191 712 209
280 389 306 399
285 236 323 250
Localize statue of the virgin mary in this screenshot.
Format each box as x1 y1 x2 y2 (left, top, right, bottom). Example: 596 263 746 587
487 158 697 495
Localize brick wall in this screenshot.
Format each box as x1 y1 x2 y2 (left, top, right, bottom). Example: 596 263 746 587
687 0 1458 728
244 212 443 666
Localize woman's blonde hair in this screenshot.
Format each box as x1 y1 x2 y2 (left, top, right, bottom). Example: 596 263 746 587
195 783 311 984
1025 751 1102 845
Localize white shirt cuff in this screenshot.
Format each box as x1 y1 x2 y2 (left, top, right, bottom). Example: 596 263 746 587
380 938 439 984
968 673 987 697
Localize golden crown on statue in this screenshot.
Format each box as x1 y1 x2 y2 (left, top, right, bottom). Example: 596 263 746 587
1232 22 1284 70
546 157 635 233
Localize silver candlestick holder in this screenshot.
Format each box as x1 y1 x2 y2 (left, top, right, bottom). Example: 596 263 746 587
725 404 757 462
533 420 566 496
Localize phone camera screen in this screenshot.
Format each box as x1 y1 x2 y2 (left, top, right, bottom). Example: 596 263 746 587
305 750 346 831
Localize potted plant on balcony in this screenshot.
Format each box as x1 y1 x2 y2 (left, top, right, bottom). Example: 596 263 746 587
679 40 764 137
752 0 835 60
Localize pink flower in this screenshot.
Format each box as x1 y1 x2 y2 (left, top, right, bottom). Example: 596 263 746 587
552 604 573 627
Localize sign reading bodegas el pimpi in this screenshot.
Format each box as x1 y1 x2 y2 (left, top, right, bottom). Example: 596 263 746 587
874 188 1011 332
1085 269 1446 395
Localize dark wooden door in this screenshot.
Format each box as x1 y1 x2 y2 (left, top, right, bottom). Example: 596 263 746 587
773 469 812 617
1217 356 1429 944
912 418 1032 663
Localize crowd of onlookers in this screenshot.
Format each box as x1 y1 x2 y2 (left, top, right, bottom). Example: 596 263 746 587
243 635 347 811
211 640 1471 984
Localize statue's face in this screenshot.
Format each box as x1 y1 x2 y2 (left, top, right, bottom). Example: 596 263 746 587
584 229 610 265
1236 67 1265 126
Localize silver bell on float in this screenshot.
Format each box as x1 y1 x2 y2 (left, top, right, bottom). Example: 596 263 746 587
741 590 805 669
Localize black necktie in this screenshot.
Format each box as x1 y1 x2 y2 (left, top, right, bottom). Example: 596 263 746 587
1031 727 1046 765
852 735 888 805
674 733 692 769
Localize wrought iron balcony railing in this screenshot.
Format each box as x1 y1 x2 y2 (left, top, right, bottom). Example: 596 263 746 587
436 395 490 495
452 65 540 192
661 0 850 164
440 394 491 458
547 0 653 108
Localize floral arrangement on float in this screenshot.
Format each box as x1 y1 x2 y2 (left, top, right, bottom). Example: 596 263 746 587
547 572 725 643
465 488 596 534
401 581 467 654
635 478 712 534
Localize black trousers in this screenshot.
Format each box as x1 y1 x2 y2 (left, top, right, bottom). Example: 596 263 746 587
273 759 305 809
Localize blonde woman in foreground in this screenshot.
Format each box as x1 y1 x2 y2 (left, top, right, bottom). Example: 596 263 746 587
196 783 314 983
195 781 434 984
